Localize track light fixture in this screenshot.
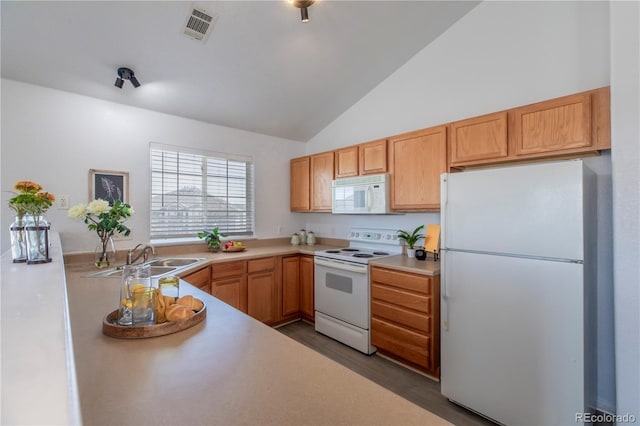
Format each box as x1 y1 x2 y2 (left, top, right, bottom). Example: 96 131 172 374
114 67 141 89
290 0 315 23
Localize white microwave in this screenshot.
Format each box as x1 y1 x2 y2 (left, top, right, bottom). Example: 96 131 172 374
332 174 392 214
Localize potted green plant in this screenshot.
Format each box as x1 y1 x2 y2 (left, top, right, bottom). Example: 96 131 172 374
397 225 425 258
197 227 226 252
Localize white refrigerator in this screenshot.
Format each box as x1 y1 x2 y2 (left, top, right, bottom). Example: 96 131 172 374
440 160 596 425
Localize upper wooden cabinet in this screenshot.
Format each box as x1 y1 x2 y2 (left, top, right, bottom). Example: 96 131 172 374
310 151 334 211
335 146 359 178
511 88 611 157
449 87 610 169
450 111 508 165
358 139 388 175
388 125 447 211
290 156 310 212
335 139 388 178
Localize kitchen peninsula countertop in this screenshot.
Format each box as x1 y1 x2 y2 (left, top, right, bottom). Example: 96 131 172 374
65 262 450 425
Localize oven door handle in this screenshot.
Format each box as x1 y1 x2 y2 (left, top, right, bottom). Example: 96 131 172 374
314 257 369 274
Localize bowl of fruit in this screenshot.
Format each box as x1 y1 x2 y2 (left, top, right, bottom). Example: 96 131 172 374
222 240 246 253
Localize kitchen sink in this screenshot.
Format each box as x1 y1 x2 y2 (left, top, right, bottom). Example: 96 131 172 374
87 257 206 279
144 258 203 267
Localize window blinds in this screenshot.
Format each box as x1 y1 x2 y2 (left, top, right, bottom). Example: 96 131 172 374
150 144 254 239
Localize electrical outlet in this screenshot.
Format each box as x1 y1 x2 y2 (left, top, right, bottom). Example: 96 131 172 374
58 195 70 210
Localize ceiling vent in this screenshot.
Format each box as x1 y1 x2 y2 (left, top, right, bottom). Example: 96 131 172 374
183 3 217 42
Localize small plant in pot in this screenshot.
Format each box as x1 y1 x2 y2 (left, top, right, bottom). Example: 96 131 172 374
197 227 226 252
397 225 425 258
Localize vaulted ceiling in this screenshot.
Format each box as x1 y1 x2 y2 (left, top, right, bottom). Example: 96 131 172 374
1 1 479 141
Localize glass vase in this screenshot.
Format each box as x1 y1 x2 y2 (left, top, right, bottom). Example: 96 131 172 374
9 215 28 263
25 215 52 264
94 235 116 269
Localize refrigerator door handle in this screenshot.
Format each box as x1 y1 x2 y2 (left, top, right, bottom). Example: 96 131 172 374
441 249 449 331
440 174 448 249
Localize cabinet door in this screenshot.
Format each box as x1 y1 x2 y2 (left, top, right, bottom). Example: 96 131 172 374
212 276 246 312
389 125 447 211
282 256 300 316
290 156 310 212
299 255 314 320
359 139 387 175
335 146 359 178
181 266 211 294
512 92 592 156
247 271 277 324
310 151 334 211
450 111 508 165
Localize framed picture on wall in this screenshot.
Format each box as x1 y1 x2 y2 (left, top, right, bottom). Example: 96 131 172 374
89 169 129 205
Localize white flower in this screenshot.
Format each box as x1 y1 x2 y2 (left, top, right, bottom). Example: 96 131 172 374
68 203 87 219
87 199 110 215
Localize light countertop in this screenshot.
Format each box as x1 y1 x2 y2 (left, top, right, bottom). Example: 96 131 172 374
3 235 449 425
370 254 441 276
1 233 82 425
65 262 450 425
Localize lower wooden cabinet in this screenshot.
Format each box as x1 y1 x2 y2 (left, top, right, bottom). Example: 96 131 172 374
207 255 315 326
371 266 440 378
211 261 247 312
181 266 212 294
299 255 314 321
247 258 277 324
282 255 314 322
282 256 301 317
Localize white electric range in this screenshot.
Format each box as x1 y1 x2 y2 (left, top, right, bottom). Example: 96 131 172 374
314 228 402 354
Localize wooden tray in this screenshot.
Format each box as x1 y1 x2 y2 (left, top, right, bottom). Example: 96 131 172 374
222 246 246 253
102 302 206 339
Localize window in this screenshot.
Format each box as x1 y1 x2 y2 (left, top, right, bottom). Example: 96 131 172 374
150 143 254 239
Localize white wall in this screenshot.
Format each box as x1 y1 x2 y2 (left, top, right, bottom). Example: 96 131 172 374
1 80 306 254
305 0 617 414
305 0 610 236
610 1 640 419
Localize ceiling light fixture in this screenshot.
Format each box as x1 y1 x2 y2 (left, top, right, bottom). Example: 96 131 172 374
114 67 141 89
289 0 315 23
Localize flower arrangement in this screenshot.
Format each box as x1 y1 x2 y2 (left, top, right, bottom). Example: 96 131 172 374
7 180 56 263
69 199 134 267
8 180 56 218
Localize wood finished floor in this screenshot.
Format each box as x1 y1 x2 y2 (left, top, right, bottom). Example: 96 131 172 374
277 320 495 426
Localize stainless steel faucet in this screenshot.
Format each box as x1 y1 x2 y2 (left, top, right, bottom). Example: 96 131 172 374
126 243 155 265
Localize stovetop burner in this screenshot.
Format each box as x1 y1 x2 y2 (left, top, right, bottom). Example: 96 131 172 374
315 228 403 264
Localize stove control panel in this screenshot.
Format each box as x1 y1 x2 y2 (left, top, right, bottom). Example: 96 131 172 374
349 228 400 245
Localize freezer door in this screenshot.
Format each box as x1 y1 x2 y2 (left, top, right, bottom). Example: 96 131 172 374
441 160 586 260
440 250 585 425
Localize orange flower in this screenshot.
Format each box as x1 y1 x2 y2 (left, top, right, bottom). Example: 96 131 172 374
36 191 56 203
14 180 42 193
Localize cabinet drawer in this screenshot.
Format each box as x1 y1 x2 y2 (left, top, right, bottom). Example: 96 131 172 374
372 300 431 334
371 267 431 295
247 257 275 274
211 261 246 279
371 317 430 369
371 284 430 314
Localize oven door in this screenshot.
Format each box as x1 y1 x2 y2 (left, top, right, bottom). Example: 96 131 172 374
314 256 369 329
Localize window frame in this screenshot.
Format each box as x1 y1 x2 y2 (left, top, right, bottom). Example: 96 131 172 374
149 142 255 240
